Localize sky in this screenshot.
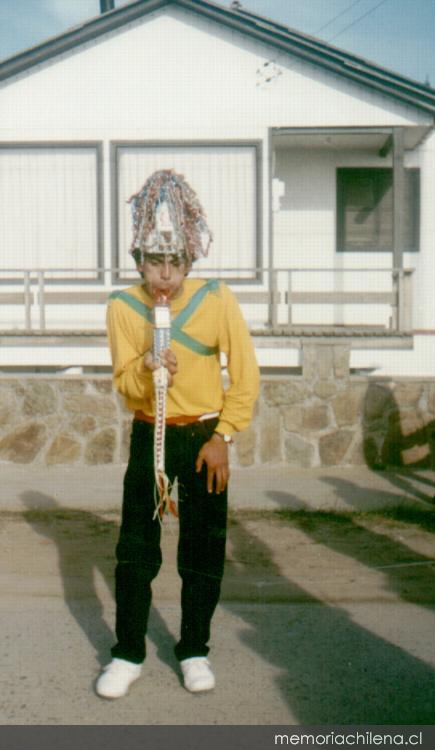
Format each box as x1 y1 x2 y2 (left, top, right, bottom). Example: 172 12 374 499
0 0 434 87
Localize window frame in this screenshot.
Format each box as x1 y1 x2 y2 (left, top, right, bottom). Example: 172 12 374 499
110 140 263 285
336 166 420 254
0 141 104 284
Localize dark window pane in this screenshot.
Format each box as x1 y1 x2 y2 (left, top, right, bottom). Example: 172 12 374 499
337 167 419 252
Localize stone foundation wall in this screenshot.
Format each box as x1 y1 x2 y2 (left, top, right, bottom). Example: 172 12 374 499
245 346 435 470
1 343 434 468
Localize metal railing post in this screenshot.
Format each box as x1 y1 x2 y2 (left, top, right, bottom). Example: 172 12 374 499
270 269 278 329
398 270 404 332
398 269 413 332
395 269 413 333
287 270 292 327
0 265 414 334
402 269 413 332
23 271 32 331
392 270 399 331
38 270 46 331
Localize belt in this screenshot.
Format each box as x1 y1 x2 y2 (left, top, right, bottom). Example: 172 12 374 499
134 410 219 426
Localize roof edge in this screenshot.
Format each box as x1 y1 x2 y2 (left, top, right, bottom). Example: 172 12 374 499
0 0 170 82
230 3 435 96
0 0 434 116
180 0 435 114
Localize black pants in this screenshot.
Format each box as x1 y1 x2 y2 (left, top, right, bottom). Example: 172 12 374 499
111 417 228 664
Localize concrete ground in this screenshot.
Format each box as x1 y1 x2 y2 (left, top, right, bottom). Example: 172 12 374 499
0 463 434 725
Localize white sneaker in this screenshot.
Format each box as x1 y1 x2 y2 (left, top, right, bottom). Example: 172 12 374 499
96 658 142 699
180 657 215 693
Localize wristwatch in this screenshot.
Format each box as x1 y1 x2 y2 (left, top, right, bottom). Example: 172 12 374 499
213 431 234 445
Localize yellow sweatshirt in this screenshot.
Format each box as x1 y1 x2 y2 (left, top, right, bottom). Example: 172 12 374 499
106 278 259 436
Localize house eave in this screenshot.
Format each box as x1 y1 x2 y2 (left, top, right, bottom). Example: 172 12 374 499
0 0 434 117
0 0 170 82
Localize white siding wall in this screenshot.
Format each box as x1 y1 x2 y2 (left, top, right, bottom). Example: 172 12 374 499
273 146 421 328
410 131 435 330
0 6 434 372
0 7 430 279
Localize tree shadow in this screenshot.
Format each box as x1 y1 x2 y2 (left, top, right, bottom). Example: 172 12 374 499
363 382 435 506
223 512 435 724
20 491 177 669
268 486 435 608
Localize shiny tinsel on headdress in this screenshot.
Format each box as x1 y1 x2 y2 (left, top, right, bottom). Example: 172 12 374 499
128 169 213 264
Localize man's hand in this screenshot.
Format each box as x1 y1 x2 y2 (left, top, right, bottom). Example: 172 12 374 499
143 348 178 386
196 433 230 494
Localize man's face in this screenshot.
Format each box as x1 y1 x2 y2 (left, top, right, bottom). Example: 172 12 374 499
138 253 189 301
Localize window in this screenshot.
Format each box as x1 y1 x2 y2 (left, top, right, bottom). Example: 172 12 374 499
337 167 420 252
0 144 102 279
113 143 260 280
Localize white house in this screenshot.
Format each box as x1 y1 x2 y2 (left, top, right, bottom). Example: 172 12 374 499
1 0 435 375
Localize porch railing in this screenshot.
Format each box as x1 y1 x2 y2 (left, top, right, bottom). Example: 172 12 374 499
0 267 413 334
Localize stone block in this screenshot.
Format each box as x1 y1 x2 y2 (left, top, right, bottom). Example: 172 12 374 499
63 393 116 421
262 380 307 407
387 412 431 467
362 383 395 425
60 380 86 393
301 344 320 382
362 432 387 469
85 429 117 465
234 426 256 467
393 382 423 408
259 407 281 463
0 423 47 463
333 345 351 380
71 415 97 435
283 405 303 432
318 430 353 466
10 383 26 398
284 433 315 468
23 382 57 417
401 444 431 466
121 419 133 463
302 403 329 431
375 414 403 467
332 387 364 427
427 384 435 414
46 434 81 465
347 436 367 466
114 393 131 417
314 380 338 400
400 412 428 438
316 346 334 380
92 379 114 394
0 388 17 429
302 344 334 381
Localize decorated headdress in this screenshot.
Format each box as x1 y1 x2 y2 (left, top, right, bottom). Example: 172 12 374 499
128 169 213 265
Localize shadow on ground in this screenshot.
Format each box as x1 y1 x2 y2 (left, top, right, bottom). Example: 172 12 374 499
20 487 435 724
20 491 178 671
223 508 435 724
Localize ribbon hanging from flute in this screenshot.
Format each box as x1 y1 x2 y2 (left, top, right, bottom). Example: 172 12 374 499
152 295 177 520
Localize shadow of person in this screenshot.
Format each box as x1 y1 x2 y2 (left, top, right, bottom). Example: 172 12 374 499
20 491 177 669
363 382 435 505
223 512 435 724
